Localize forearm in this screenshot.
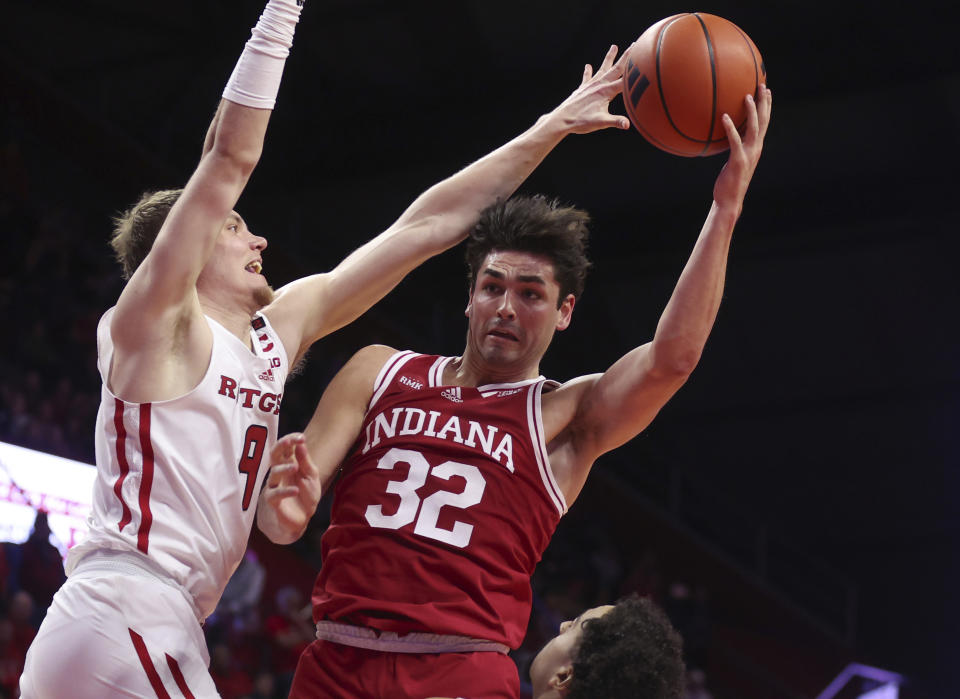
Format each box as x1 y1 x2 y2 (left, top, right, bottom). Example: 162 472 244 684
651 201 738 373
391 113 571 243
390 43 631 240
204 0 303 166
652 88 770 363
136 0 302 299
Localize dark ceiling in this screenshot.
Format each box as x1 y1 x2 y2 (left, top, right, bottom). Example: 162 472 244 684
3 0 958 695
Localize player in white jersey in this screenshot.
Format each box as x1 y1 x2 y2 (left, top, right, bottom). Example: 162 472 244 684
21 311 291 698
19 2 635 694
74 309 289 618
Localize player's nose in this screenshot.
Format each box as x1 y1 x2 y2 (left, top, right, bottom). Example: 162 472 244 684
496 292 516 319
250 232 268 250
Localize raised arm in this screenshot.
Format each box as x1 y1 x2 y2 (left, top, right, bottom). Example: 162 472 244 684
266 45 634 364
109 0 303 398
256 344 394 544
551 86 773 501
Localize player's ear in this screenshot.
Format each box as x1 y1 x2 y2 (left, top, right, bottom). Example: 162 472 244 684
550 664 574 694
465 291 474 318
556 294 575 331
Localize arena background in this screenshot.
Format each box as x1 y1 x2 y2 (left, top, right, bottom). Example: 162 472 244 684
1 1 957 697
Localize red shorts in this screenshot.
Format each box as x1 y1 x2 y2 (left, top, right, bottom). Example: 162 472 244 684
288 639 520 699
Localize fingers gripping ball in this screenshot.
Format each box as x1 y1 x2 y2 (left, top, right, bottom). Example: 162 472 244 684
623 13 766 157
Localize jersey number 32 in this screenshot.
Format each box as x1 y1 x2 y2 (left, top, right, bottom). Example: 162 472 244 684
364 447 485 549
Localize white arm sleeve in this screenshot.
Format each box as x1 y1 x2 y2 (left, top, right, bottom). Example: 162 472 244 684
222 0 305 109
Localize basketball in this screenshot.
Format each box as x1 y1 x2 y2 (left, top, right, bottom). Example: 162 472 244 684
622 13 766 157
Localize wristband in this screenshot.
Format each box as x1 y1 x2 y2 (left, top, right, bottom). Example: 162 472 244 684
222 0 304 109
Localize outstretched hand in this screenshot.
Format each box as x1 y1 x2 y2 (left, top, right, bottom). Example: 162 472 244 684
260 432 322 539
547 44 633 135
713 84 773 217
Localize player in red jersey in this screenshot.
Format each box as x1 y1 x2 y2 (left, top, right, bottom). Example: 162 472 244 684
269 79 772 697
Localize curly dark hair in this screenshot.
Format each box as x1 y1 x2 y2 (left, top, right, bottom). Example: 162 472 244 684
465 195 592 306
110 188 183 280
568 596 685 699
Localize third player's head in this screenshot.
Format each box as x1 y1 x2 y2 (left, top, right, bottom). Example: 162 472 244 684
529 596 685 699
111 189 274 311
463 196 591 374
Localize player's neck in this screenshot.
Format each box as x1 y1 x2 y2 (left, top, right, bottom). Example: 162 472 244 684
200 298 255 350
449 348 541 387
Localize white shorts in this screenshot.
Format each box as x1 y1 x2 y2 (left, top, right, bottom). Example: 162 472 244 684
20 562 218 698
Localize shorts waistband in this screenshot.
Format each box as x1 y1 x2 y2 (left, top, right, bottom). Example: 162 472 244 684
70 550 204 623
314 621 510 655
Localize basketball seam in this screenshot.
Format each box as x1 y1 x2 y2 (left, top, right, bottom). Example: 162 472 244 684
731 25 763 139
693 13 719 156
655 16 688 144
732 23 762 100
655 14 724 154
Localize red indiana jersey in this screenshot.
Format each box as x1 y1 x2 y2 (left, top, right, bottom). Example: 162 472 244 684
312 351 568 648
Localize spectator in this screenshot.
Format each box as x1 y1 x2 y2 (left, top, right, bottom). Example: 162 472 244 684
214 550 267 636
16 512 65 620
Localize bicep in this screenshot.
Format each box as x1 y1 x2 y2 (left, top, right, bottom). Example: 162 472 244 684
266 274 333 363
573 343 689 458
302 345 394 490
278 219 455 350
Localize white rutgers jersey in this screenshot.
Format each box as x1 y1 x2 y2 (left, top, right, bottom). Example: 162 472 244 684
67 308 289 619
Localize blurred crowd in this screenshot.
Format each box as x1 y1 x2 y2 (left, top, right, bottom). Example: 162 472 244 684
1 106 115 465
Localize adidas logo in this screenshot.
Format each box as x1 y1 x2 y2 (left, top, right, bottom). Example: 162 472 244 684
441 387 463 403
258 368 275 383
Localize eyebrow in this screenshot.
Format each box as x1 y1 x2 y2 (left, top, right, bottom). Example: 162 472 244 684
480 268 547 286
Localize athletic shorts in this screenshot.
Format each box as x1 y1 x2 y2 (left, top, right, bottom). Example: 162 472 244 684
20 569 216 698
288 638 520 699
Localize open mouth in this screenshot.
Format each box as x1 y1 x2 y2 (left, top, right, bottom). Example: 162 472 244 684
245 261 263 274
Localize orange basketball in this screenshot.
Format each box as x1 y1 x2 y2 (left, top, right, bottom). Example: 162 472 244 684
622 13 766 157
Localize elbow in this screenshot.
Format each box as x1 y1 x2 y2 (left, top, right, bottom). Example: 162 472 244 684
206 141 262 179
393 213 463 254
653 346 701 379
